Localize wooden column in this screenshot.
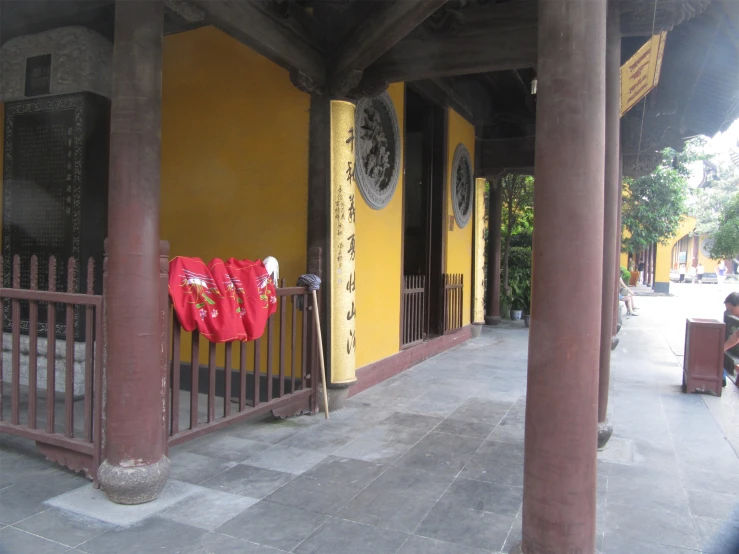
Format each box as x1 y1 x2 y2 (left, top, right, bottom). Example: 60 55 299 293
513 0 606 551
485 178 503 325
598 0 619 448
613 157 623 336
98 0 169 505
646 244 653 286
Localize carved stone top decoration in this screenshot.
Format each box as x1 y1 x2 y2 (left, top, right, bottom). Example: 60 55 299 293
0 27 112 102
451 143 473 228
354 92 401 210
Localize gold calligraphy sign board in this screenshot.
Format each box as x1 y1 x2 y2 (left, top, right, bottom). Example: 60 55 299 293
620 31 667 116
329 100 357 386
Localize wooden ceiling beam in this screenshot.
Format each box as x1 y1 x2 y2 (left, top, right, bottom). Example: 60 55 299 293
193 0 326 84
363 26 538 83
332 0 449 78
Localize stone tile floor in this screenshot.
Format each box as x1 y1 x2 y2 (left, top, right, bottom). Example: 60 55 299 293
1 296 739 553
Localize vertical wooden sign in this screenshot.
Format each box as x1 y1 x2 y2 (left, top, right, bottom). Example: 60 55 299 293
329 100 357 386
473 178 486 324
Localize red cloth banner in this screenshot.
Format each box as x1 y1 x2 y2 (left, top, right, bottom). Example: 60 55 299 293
169 257 277 343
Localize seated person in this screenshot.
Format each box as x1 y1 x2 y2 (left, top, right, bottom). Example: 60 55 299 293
619 277 638 316
725 292 739 354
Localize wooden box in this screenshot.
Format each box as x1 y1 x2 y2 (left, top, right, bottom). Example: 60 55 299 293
683 318 725 396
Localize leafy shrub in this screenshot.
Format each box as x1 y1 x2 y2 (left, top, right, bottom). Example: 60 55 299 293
620 266 630 282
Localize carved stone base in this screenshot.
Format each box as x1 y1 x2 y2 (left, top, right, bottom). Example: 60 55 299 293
99 456 170 505
321 385 352 412
611 336 620 351
485 315 502 326
470 323 484 338
598 420 614 449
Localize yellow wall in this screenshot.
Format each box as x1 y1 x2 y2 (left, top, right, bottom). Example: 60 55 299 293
355 84 405 369
161 27 310 372
445 109 475 326
655 216 695 283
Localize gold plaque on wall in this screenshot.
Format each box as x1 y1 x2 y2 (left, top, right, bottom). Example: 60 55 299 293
329 100 357 386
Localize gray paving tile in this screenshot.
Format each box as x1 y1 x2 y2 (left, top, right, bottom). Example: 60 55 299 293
334 424 426 463
341 487 436 533
395 432 483 477
178 532 288 553
383 412 443 431
680 467 739 496
607 470 690 515
0 451 62 481
604 503 700 550
200 464 295 499
434 419 496 439
265 476 359 515
302 456 385 488
168 452 237 485
224 419 303 444
186 434 272 463
215 500 326 551
447 398 512 425
294 517 409 554
245 444 329 475
14 507 115 548
160 487 259 530
77 517 206 554
439 478 522 517
601 534 700 553
687 489 739 521
458 453 524 487
694 516 739 554
278 426 354 454
0 526 69 554
415 502 513 552
396 535 492 554
0 480 58 525
363 465 454 502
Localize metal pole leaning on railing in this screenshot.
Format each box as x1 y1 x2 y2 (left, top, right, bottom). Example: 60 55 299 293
297 275 329 419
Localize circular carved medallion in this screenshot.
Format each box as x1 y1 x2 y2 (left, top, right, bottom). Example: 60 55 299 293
354 92 401 210
451 143 473 228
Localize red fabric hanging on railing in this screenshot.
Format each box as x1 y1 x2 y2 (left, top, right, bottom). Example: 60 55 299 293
168 256 277 343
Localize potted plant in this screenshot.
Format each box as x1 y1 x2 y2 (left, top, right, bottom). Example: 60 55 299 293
509 273 529 321
522 279 531 327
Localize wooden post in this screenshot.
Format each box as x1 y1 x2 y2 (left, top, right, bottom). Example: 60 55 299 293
485 178 502 325
98 0 169 505
513 0 606 550
598 0 620 448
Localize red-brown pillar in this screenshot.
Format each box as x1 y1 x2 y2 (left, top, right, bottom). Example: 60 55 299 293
647 244 653 286
598 0 620 449
613 158 623 336
486 178 503 325
98 0 169 504
512 0 606 551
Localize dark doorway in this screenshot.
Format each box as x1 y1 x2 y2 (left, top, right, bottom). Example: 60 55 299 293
403 87 445 341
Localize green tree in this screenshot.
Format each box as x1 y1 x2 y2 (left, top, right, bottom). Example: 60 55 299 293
622 146 692 253
709 192 739 261
690 154 739 237
500 174 534 292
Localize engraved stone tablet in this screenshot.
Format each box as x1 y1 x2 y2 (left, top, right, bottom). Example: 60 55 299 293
354 92 401 210
451 143 473 229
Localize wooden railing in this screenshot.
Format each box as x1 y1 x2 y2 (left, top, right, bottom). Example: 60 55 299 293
166 280 318 446
444 273 464 334
401 275 426 348
0 255 103 482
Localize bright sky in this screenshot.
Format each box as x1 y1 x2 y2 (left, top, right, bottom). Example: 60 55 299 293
687 118 739 187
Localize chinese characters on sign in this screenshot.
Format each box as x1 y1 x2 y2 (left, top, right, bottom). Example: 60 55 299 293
620 31 667 117
329 100 358 385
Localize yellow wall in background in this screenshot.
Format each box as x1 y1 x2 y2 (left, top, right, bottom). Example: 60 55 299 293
445 109 475 326
655 216 695 283
161 27 310 371
355 83 405 369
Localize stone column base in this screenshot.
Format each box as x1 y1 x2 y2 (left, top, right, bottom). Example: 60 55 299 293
99 456 170 505
485 315 502 326
508 542 523 554
611 336 620 351
597 420 614 449
319 384 353 412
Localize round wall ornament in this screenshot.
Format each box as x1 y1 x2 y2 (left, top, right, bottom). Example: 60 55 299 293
354 92 401 210
451 143 473 228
